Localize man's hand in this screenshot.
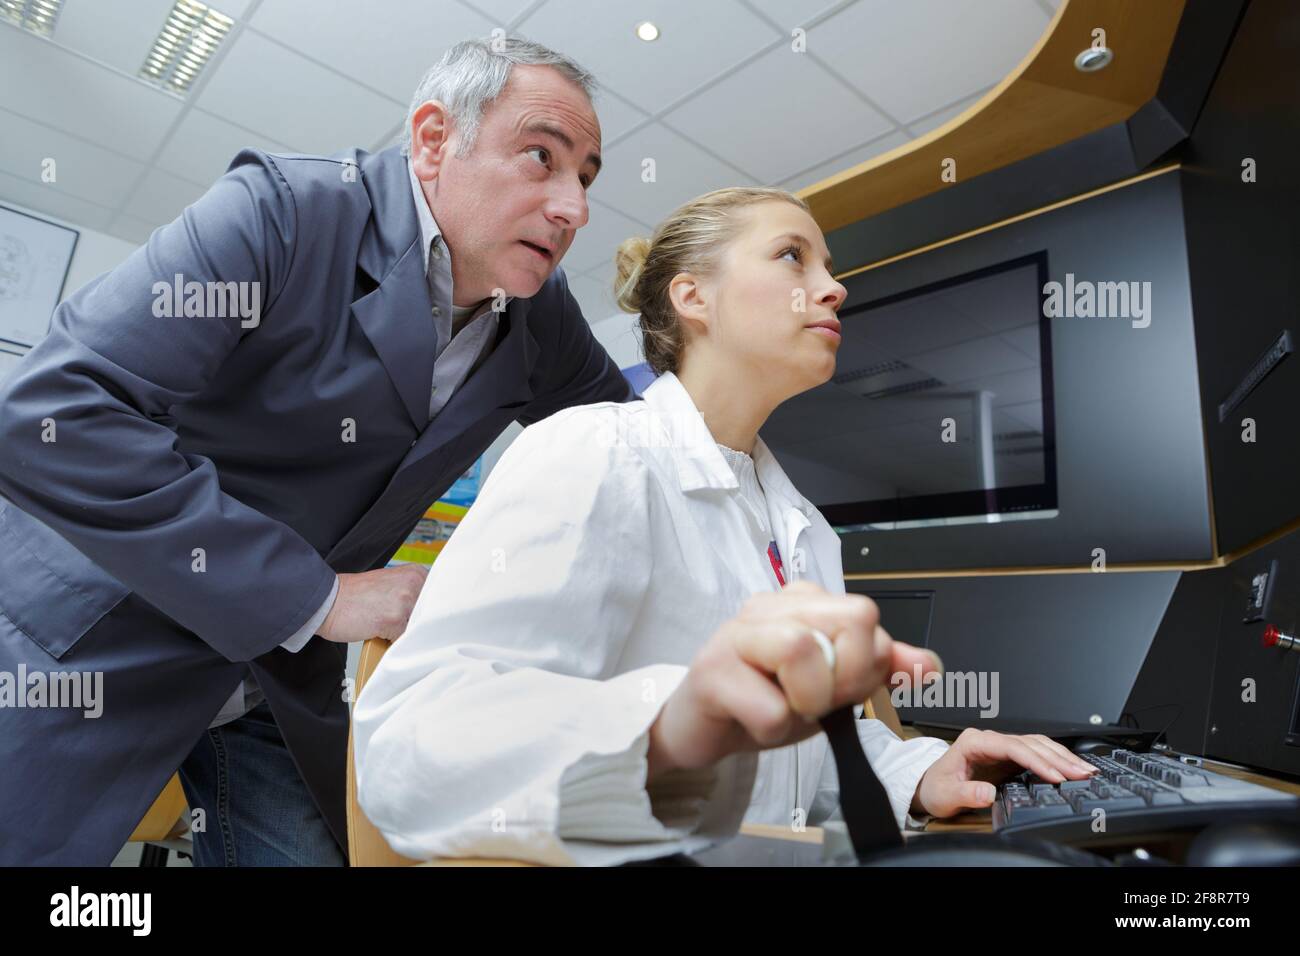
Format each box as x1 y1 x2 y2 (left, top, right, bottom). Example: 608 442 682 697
317 565 429 645
910 728 1099 819
647 581 941 781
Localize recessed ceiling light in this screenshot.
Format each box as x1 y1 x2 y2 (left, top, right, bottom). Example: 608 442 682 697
1074 46 1113 72
0 0 65 38
139 0 234 95
636 21 660 42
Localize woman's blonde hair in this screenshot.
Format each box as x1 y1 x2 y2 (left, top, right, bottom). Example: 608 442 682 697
613 187 811 375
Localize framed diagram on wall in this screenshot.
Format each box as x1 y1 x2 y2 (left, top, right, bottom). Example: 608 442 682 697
0 204 79 353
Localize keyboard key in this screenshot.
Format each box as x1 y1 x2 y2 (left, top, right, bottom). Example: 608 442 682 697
1004 801 1075 824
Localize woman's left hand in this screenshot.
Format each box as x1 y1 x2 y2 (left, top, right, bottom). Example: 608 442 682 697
911 728 1099 819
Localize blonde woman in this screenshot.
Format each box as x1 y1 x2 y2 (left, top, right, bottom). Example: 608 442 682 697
352 187 1097 865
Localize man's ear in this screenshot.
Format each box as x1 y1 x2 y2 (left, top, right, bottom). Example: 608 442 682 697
668 272 711 336
410 100 453 180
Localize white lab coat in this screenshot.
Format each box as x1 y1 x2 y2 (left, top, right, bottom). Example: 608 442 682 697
352 370 949 865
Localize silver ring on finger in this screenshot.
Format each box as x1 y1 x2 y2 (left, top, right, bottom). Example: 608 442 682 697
808 628 836 675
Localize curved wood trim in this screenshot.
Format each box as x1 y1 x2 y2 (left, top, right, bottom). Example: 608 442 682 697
799 0 1188 234
837 162 1179 280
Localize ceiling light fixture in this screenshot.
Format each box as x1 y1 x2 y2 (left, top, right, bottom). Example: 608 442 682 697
139 0 234 95
1074 46 1113 72
0 0 65 38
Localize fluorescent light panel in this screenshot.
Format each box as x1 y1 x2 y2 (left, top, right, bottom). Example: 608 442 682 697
0 0 65 38
139 0 233 95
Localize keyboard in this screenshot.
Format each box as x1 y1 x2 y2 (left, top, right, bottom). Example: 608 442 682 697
993 748 1300 844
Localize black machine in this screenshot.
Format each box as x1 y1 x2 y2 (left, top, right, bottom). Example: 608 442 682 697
752 0 1300 864
630 0 1300 869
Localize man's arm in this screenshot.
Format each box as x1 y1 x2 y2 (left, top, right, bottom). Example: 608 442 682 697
0 150 336 663
516 269 635 427
279 575 340 653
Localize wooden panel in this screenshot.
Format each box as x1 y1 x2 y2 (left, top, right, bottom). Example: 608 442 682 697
800 0 1187 233
347 637 425 866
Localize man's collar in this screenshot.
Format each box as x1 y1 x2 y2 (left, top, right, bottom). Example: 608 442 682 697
406 153 442 275
406 154 514 319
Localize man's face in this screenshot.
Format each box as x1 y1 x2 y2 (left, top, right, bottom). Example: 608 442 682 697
410 64 602 306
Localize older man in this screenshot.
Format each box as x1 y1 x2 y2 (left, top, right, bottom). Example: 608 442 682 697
0 37 631 865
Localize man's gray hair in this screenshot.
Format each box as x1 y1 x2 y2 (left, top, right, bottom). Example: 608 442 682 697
400 35 598 158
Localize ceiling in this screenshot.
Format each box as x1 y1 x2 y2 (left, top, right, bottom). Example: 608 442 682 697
0 0 1062 323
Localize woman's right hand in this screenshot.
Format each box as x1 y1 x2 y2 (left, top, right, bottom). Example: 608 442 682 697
645 581 941 781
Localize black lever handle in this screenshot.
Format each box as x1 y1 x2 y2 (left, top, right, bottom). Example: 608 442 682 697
819 705 904 857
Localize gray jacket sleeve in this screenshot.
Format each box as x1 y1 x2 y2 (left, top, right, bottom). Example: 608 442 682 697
0 151 336 662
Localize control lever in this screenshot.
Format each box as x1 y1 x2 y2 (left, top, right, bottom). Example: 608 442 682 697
819 705 904 857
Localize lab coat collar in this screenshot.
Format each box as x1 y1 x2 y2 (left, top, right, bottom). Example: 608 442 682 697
640 371 816 519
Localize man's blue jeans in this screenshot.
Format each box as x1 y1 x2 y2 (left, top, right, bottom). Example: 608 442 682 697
177 700 346 866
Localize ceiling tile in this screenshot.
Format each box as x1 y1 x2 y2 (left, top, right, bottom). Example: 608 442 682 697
591 89 649 146
561 198 647 276
458 0 536 24
108 214 160 246
0 170 115 232
515 0 782 114
248 0 496 103
0 106 147 209
372 123 405 152
51 0 178 77
744 0 851 29
595 121 758 226
663 44 894 185
906 88 990 137
211 0 255 17
196 30 403 154
0 24 184 161
808 0 1049 124
778 129 909 193
155 109 295 186
120 168 208 225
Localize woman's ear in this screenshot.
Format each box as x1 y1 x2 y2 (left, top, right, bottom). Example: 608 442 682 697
668 272 711 337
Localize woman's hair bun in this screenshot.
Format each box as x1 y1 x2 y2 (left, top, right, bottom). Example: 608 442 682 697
613 235 651 314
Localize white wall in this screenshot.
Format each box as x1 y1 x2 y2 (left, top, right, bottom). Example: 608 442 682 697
0 199 138 382
590 311 644 370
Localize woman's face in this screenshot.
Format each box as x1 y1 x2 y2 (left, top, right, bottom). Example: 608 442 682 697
692 202 847 398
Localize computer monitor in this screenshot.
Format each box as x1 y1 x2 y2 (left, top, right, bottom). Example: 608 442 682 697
857 581 1170 744
761 252 1057 531
763 170 1213 573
